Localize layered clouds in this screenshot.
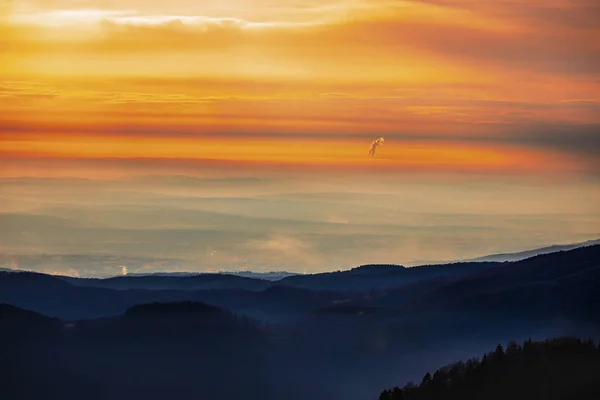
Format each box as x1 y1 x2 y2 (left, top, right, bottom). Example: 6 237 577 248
2 0 600 169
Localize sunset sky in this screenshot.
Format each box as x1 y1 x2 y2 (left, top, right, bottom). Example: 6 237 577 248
1 0 599 276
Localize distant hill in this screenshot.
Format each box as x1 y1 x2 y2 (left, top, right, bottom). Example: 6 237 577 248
423 244 600 316
293 245 600 353
368 245 600 343
277 261 501 291
465 238 600 262
0 270 348 321
218 270 299 280
0 270 215 320
0 303 60 329
3 246 600 400
76 300 263 343
127 271 298 280
59 272 272 291
3 246 600 323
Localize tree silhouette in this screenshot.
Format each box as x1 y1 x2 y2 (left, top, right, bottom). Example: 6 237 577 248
379 337 600 400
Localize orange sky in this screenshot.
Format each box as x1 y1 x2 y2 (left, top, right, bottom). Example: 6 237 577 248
0 132 581 175
1 0 599 177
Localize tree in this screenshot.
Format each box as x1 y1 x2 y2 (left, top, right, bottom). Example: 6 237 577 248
421 372 432 386
378 337 600 400
507 340 519 356
493 343 504 362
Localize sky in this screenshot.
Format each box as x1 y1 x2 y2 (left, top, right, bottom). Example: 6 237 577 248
1 0 599 276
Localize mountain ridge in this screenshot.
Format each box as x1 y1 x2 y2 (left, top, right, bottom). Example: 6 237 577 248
464 238 600 262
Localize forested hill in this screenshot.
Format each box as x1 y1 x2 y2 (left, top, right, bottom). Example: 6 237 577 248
379 337 600 400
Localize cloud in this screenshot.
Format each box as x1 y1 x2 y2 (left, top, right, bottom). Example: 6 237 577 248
2 76 596 144
413 0 600 30
326 216 349 224
249 235 311 253
4 0 599 79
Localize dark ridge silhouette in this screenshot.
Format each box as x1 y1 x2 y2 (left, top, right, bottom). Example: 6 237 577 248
458 245 600 289
404 245 600 315
277 261 501 291
350 264 406 273
126 270 298 280
0 270 73 290
0 303 60 329
60 272 272 291
128 272 202 276
466 238 600 262
0 304 99 400
72 301 264 345
379 337 600 400
0 302 268 400
218 270 299 280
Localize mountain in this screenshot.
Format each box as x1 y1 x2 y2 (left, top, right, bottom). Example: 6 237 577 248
277 261 501 291
414 245 600 315
0 270 73 290
0 271 188 320
59 272 272 291
128 270 299 280
3 246 600 400
218 270 299 280
465 238 600 262
5 260 502 294
0 303 61 333
76 300 262 343
0 270 348 321
0 302 267 400
286 245 600 366
358 245 600 348
3 246 600 324
127 272 202 277
353 246 600 326
0 304 90 400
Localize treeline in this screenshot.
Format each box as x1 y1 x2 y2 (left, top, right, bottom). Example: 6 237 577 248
379 337 600 400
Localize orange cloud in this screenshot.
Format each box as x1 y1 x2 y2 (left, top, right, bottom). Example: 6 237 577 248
3 0 599 80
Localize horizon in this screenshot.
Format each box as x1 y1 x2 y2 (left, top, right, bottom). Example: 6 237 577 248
2 238 599 278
